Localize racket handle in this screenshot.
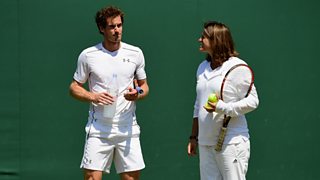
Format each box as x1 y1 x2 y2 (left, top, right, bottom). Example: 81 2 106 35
215 127 227 151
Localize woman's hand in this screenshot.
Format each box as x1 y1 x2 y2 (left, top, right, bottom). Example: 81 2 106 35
187 139 198 156
203 101 218 112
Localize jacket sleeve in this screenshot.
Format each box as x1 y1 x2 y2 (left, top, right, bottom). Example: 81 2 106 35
193 93 200 118
215 84 259 117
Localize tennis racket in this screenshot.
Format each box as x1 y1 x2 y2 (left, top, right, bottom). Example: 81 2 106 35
215 63 255 151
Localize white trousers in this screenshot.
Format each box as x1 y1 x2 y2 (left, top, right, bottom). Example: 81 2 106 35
199 138 250 180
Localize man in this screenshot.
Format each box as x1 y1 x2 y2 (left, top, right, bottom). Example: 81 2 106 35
69 6 149 180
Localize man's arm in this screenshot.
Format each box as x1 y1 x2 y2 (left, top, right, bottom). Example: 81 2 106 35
136 79 149 100
69 80 114 105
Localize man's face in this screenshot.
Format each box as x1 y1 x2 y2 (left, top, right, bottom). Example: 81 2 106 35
100 15 123 43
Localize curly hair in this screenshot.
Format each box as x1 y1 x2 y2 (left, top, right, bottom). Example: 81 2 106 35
95 6 124 34
204 21 239 66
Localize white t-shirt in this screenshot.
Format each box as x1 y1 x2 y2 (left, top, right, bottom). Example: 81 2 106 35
193 57 259 145
73 42 147 137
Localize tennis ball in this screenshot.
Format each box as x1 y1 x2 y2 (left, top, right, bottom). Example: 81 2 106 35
208 93 218 103
204 102 211 109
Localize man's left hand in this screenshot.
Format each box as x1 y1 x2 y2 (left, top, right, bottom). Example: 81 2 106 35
124 87 139 101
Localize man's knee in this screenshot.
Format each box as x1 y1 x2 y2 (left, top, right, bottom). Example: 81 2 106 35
84 169 103 180
120 170 140 180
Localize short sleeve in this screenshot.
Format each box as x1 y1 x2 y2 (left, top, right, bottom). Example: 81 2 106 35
134 49 147 80
73 52 89 84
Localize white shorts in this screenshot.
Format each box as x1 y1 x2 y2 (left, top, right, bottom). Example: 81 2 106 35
80 135 145 174
199 138 250 180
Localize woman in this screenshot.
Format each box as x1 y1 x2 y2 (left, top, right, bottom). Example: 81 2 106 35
187 21 259 180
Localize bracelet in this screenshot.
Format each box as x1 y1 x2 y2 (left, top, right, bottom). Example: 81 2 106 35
189 135 198 141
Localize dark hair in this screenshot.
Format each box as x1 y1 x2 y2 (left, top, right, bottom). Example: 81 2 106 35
95 6 124 34
204 21 239 66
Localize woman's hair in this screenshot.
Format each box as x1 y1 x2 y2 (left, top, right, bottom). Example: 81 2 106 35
95 6 124 34
204 21 239 66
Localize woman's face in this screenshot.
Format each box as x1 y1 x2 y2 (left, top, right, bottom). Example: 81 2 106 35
198 29 211 54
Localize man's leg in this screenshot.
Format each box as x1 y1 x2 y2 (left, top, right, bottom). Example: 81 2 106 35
114 136 145 179
120 170 140 180
84 169 103 180
81 136 115 180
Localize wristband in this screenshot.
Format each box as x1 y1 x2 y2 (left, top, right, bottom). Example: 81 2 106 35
135 87 144 94
189 135 198 141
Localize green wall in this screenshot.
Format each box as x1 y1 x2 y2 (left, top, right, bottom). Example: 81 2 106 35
1 0 319 179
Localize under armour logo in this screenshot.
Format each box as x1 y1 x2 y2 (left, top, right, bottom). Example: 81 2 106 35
123 58 130 62
83 157 92 165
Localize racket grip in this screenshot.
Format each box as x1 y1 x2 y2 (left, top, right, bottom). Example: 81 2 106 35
215 127 227 152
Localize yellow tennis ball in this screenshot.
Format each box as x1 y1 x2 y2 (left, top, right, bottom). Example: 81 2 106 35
208 93 218 103
204 102 211 108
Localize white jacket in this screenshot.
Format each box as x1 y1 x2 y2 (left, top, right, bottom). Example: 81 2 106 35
193 57 259 145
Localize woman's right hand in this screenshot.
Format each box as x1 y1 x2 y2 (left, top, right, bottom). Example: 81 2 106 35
203 100 217 113
187 140 198 156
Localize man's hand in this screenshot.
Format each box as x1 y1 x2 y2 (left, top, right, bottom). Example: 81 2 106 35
124 87 139 101
91 92 115 105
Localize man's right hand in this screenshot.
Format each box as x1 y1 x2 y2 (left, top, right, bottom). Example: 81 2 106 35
91 92 115 105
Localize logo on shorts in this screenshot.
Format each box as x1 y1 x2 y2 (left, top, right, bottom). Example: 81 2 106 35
83 157 92 165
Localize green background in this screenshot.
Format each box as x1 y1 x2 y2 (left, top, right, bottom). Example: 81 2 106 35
1 0 319 179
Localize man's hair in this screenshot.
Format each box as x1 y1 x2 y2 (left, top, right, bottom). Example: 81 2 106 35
95 6 124 34
204 21 239 66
